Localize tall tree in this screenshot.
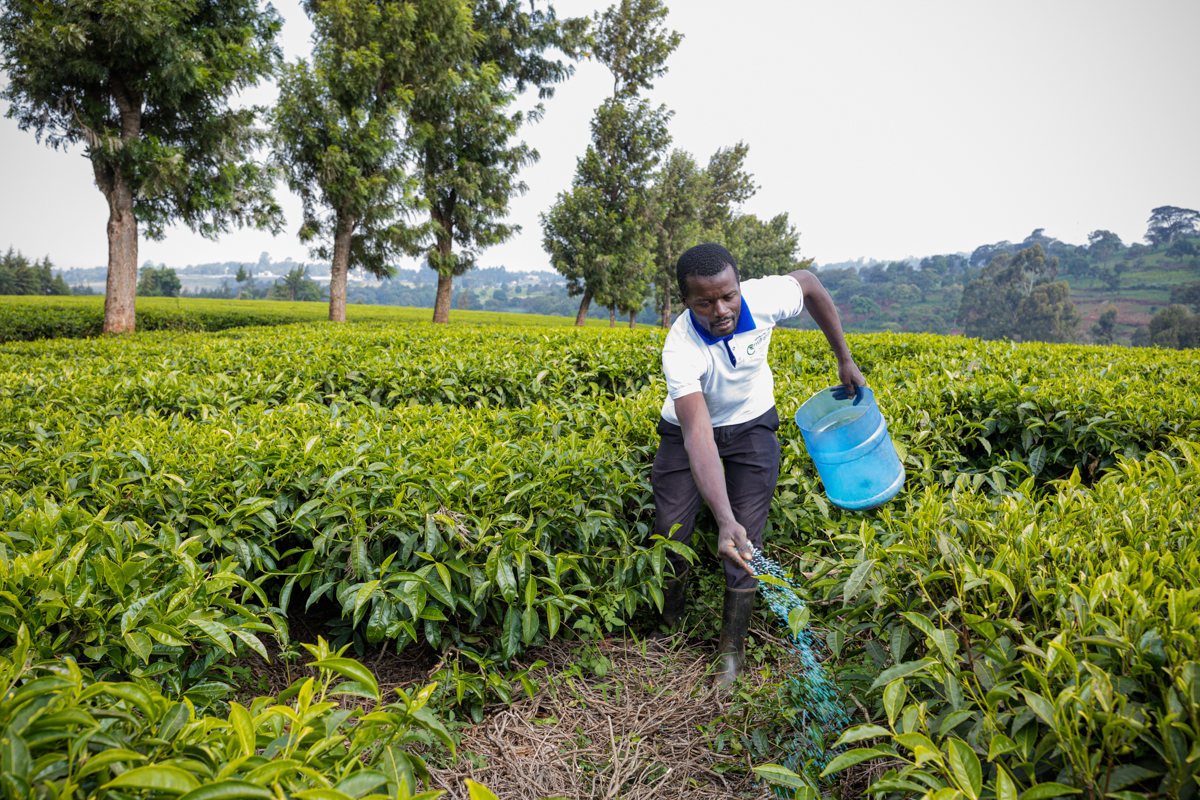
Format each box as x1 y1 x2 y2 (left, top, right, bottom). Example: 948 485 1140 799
272 0 475 323
541 185 611 326
34 256 71 295
1146 206 1200 248
969 241 1014 269
582 97 671 326
136 265 182 297
1 0 283 333
649 150 707 327
408 1 585 324
279 265 313 302
1087 229 1123 270
699 142 757 235
725 212 812 280
1135 305 1200 349
957 244 1079 343
0 248 61 295
592 0 682 99
542 0 679 326
1091 305 1118 345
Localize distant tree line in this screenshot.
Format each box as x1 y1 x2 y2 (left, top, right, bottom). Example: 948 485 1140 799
138 264 327 302
834 206 1197 346
956 244 1080 343
801 255 971 335
0 249 72 295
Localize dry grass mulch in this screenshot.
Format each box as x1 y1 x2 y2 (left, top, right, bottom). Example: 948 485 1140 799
427 636 774 800
231 608 887 799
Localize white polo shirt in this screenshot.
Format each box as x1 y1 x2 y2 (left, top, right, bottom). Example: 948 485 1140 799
660 274 804 428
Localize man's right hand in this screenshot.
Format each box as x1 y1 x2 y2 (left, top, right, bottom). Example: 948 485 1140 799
717 519 755 576
676 393 757 578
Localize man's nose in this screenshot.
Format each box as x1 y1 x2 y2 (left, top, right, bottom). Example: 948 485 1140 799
714 300 731 316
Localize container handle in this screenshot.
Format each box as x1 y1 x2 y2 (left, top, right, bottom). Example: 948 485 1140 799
829 384 868 405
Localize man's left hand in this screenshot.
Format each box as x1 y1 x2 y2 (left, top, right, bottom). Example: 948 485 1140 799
837 360 866 398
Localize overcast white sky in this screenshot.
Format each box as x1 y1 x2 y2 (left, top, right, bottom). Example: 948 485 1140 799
2 0 1198 271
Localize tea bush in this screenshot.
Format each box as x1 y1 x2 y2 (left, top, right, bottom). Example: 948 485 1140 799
0 295 631 342
0 626 453 799
1 324 665 418
0 493 281 702
813 441 1200 797
0 390 686 718
3 312 1200 796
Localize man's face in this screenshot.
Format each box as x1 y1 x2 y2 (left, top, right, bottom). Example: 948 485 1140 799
680 264 741 337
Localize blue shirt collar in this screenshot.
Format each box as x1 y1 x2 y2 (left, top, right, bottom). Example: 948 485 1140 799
688 295 756 345
689 295 756 367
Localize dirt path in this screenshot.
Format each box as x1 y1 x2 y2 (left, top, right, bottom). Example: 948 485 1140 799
428 637 774 800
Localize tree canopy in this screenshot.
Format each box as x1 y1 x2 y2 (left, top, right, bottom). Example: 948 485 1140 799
1087 230 1123 269
1 0 283 332
726 213 812 281
542 0 678 327
1133 304 1200 349
0 249 70 295
1170 282 1200 314
648 149 706 327
957 244 1080 343
271 0 476 323
1091 305 1118 345
407 0 585 324
1146 206 1200 247
592 0 682 98
136 265 182 298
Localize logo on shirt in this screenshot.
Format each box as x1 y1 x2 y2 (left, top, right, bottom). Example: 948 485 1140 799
745 331 770 356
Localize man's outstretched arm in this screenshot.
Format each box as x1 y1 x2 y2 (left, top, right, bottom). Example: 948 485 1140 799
789 269 866 394
674 392 755 576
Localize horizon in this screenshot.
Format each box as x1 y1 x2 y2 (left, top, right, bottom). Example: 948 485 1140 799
3 1 1198 274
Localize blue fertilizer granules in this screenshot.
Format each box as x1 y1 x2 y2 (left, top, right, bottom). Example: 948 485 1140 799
748 548 849 789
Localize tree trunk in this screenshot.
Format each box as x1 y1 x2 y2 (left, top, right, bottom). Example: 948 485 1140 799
573 290 592 327
609 306 616 328
98 75 144 335
628 311 636 329
328 214 354 322
433 272 453 324
431 205 454 324
660 292 672 328
100 168 138 335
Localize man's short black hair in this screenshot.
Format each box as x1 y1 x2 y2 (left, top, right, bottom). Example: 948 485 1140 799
677 243 739 297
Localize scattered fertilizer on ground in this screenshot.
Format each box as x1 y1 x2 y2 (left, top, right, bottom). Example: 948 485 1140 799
750 548 850 790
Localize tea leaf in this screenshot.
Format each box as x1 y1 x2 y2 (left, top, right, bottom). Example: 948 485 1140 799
870 658 938 691
843 559 877 603
1020 783 1081 799
103 765 201 794
947 739 982 799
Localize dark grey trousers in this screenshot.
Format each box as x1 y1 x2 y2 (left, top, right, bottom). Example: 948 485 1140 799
651 407 781 591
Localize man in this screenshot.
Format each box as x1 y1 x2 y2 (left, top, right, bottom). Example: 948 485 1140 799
653 242 865 688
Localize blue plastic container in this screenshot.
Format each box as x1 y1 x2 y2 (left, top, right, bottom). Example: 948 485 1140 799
794 386 904 511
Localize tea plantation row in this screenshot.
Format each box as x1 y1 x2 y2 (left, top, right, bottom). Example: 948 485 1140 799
0 295 625 342
2 320 1199 798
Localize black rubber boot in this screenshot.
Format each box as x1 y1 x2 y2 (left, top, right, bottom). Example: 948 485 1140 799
713 587 756 690
661 569 688 631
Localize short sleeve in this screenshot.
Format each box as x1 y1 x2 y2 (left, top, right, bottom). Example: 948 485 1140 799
750 274 804 323
662 335 707 400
